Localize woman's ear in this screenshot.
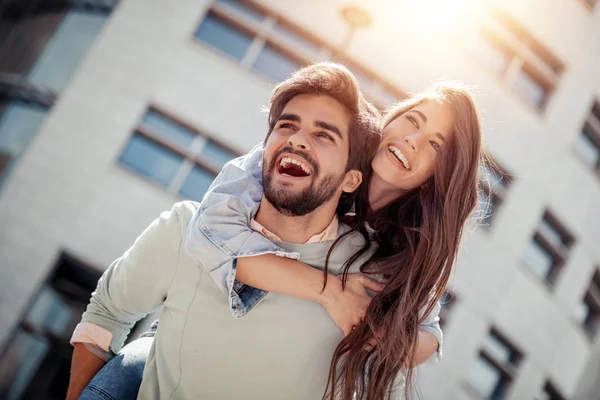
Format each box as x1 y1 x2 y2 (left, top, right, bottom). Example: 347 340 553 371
342 170 362 194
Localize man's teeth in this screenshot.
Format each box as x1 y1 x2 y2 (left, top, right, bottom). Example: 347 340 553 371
388 146 410 170
280 157 311 175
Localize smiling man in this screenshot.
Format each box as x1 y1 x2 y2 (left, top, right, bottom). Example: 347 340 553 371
67 63 388 399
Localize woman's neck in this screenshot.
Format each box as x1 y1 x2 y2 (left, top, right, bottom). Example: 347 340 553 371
368 174 407 211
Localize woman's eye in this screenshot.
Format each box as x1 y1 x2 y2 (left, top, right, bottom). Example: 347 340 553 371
280 123 295 130
430 141 440 151
406 114 419 129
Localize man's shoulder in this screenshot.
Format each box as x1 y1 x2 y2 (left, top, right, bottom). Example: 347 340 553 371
171 200 201 219
158 201 200 239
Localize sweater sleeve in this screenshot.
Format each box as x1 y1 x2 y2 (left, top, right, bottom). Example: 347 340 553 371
73 201 190 353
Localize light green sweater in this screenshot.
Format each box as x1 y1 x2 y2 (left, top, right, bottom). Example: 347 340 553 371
81 201 436 399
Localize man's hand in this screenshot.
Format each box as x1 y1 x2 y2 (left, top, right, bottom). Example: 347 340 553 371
66 343 107 400
319 274 383 336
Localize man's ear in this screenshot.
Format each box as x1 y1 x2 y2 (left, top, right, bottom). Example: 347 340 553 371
341 170 362 193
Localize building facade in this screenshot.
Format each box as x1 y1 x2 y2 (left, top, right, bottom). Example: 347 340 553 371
0 0 599 398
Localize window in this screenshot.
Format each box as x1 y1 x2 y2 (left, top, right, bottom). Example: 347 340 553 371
574 269 600 338
439 290 457 328
537 381 566 400
27 10 109 92
472 7 564 110
479 158 512 227
574 101 600 175
0 253 101 399
465 329 523 400
119 108 239 201
0 101 48 186
194 0 405 105
523 211 575 285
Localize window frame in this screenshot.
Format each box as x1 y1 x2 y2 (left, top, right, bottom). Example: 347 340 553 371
119 106 240 199
540 380 566 400
524 210 575 286
575 100 600 176
466 328 523 400
472 6 564 112
195 0 407 105
580 269 600 338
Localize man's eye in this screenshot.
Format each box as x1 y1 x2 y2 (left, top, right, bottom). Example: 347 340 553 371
430 141 440 151
280 123 295 130
317 132 334 141
406 115 419 129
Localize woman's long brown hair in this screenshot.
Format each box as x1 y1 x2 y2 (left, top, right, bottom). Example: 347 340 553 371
323 84 483 400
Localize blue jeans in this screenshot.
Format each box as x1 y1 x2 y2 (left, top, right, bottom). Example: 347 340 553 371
79 337 153 400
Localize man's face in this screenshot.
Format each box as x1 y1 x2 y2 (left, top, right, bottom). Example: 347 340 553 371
262 93 359 217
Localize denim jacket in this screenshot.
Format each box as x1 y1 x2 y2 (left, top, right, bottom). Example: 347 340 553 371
184 143 444 357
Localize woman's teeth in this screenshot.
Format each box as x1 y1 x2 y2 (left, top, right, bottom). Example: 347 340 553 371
388 145 411 170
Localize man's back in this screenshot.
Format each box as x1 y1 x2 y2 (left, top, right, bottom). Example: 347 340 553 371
137 201 373 399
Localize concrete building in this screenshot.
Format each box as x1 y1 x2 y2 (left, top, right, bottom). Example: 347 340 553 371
0 0 599 398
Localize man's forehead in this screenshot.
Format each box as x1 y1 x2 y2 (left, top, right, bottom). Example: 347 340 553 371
280 94 350 134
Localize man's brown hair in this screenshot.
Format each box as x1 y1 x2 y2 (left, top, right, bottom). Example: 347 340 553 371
265 62 382 216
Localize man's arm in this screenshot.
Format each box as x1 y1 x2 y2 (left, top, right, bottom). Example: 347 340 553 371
67 202 189 398
67 344 106 400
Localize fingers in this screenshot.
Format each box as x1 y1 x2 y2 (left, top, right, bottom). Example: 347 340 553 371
356 275 384 292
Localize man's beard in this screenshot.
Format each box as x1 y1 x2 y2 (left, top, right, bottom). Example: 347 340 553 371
263 150 345 217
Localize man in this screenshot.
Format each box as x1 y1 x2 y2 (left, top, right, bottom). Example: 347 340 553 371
67 63 440 399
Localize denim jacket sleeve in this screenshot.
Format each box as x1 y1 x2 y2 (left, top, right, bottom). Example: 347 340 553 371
184 143 300 319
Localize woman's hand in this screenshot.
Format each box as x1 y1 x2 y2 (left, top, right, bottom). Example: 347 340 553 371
319 274 383 336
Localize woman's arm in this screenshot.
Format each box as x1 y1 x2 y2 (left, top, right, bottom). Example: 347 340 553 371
236 255 382 334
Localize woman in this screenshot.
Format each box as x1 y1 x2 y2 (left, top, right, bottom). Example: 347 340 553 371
81 82 482 400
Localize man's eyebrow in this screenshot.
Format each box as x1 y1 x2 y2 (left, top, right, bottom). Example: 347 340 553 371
315 120 343 140
277 113 301 122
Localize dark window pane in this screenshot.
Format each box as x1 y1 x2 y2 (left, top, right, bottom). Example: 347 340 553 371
0 101 47 186
27 10 108 92
201 141 237 170
0 101 47 158
513 68 547 109
24 287 75 339
483 333 513 365
179 165 217 201
195 14 253 61
119 134 184 187
216 0 266 23
252 44 302 83
575 128 600 167
0 329 50 399
524 239 554 279
466 356 503 399
538 218 568 250
140 111 196 150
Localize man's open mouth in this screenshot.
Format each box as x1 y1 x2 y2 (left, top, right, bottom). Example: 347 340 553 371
277 156 312 177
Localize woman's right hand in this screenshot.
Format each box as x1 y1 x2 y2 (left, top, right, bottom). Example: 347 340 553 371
319 274 383 336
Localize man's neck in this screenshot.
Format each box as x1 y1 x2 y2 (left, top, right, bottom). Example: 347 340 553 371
254 197 338 243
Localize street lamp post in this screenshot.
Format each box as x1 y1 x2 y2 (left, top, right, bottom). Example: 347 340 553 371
339 3 373 53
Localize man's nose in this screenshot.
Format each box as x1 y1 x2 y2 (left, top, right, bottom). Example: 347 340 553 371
288 129 311 150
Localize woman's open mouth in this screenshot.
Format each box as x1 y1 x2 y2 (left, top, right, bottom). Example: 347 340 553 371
388 145 411 171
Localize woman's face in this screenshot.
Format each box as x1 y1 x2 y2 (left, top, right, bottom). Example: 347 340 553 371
371 100 455 192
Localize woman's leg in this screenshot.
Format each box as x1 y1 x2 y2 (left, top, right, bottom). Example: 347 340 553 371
78 336 153 400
